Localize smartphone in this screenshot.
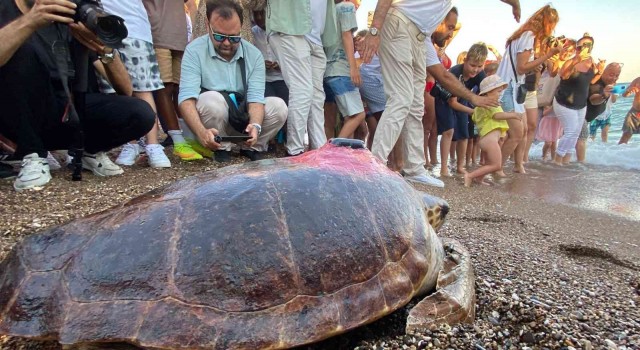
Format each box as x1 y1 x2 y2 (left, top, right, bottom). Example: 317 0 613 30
214 135 251 143
611 85 627 94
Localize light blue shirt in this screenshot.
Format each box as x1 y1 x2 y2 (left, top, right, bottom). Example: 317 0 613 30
179 35 266 105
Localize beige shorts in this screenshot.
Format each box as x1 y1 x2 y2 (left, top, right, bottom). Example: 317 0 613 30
155 48 184 84
524 90 538 109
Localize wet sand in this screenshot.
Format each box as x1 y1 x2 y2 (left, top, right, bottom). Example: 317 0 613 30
0 153 638 349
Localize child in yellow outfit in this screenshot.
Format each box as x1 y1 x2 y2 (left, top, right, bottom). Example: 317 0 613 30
465 75 523 187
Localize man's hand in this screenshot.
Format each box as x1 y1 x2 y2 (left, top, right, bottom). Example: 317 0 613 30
595 59 606 74
24 0 76 29
361 33 380 64
244 124 259 147
197 128 222 150
69 22 109 54
471 94 500 108
500 0 521 23
603 84 614 98
350 66 361 87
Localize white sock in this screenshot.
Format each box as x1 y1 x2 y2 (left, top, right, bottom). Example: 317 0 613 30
168 130 186 144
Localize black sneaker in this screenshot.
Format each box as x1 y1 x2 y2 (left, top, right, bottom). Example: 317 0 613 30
214 150 232 163
0 162 17 179
160 136 174 147
240 149 264 161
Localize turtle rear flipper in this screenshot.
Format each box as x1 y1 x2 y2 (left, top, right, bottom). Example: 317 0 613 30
405 238 475 332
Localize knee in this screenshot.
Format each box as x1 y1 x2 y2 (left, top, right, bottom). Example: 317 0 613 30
128 98 156 135
196 91 228 121
266 97 288 126
442 129 454 138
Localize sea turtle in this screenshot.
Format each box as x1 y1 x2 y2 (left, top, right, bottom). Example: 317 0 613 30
0 139 475 350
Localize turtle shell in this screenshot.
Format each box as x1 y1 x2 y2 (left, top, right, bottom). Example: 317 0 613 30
0 144 444 349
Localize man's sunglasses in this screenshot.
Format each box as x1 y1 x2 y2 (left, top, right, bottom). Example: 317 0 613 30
208 25 241 44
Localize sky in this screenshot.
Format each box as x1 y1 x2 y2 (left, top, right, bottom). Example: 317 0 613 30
356 0 640 83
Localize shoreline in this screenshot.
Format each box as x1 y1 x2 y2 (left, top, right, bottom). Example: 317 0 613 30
1 153 638 349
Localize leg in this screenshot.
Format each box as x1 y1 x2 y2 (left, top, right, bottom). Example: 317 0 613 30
464 131 502 187
513 116 527 173
371 13 414 166
618 132 632 144
455 139 468 174
428 117 438 165
500 117 523 172
154 48 181 132
523 106 538 162
553 100 583 164
81 94 155 154
324 101 337 139
133 91 161 144
366 113 380 149
575 121 588 162
439 129 453 176
196 91 233 151
270 34 313 155
423 88 434 164
252 97 288 152
308 43 328 149
602 124 609 143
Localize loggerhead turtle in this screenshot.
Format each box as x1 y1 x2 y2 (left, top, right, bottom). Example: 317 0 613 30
0 139 475 350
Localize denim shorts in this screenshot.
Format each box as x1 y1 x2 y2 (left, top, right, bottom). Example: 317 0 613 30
324 76 364 117
500 83 516 112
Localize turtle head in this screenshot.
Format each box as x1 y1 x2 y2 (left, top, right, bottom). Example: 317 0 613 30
421 193 449 231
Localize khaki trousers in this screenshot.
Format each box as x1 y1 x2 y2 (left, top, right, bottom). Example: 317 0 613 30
184 91 287 152
371 9 428 177
269 34 327 155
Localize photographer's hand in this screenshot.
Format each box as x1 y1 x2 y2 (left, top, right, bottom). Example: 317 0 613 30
69 22 106 54
24 0 76 29
244 124 259 147
197 128 222 151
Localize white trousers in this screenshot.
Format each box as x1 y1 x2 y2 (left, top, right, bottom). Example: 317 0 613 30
182 91 287 152
269 34 327 155
553 98 586 157
371 9 428 177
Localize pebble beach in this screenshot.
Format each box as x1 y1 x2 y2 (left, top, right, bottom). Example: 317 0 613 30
0 151 638 350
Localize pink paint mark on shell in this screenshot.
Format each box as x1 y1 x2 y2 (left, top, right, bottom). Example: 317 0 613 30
288 143 401 177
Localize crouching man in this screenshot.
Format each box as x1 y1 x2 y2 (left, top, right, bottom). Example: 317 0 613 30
178 0 287 163
0 0 156 191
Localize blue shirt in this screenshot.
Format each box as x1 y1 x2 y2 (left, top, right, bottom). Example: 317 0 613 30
178 35 266 105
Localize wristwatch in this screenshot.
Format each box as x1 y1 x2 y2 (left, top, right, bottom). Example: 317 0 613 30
99 48 116 65
369 27 379 36
250 123 262 135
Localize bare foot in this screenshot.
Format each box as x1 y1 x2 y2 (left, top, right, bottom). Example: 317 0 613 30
456 167 468 175
474 179 492 186
441 170 452 177
513 165 526 174
463 173 472 187
552 160 563 166
493 170 508 178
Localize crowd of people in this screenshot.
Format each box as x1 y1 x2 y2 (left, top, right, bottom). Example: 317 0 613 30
0 0 638 192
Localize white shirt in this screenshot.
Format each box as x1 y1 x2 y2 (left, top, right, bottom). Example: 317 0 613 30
305 0 327 46
496 31 535 86
425 43 440 67
101 0 153 43
595 98 614 121
392 0 454 35
252 25 284 82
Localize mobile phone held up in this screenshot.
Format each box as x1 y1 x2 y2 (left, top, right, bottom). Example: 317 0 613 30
214 135 252 143
611 85 627 95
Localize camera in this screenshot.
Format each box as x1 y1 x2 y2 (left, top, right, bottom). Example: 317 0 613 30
545 35 566 49
430 82 452 101
72 0 128 47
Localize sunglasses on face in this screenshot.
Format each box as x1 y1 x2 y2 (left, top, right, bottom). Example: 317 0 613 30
208 24 241 44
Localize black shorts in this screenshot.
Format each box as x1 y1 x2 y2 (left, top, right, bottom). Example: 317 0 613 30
436 99 455 135
453 111 470 141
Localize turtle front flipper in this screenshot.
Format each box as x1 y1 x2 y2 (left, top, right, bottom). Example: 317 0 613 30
405 238 475 332
421 193 449 232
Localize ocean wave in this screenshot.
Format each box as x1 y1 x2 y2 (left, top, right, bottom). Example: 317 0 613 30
529 141 640 170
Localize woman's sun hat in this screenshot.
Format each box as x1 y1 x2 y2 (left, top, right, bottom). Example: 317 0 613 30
479 74 508 95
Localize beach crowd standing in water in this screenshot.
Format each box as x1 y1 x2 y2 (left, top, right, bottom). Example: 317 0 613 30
0 0 638 192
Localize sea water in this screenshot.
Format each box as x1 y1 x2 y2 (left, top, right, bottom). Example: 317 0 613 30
516 84 640 220
529 84 640 170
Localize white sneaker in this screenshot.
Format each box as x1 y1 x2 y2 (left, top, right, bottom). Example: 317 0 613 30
46 152 61 170
145 144 171 168
405 173 445 188
83 152 124 176
115 143 141 166
13 153 51 191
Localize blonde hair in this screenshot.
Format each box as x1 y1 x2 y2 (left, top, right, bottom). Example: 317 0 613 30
456 51 467 65
466 42 488 63
506 5 559 49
